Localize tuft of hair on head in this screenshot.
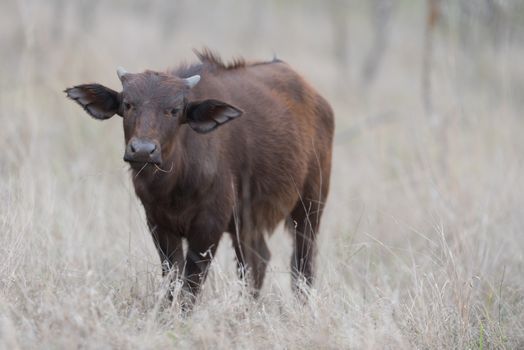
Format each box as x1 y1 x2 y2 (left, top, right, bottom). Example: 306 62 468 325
193 48 246 71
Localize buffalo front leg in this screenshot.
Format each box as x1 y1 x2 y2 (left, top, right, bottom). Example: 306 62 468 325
182 219 222 309
149 223 184 299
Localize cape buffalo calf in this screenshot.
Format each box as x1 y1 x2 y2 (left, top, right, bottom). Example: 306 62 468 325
65 50 334 306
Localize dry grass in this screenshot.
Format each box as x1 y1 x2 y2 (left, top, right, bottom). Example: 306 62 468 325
1 1 523 349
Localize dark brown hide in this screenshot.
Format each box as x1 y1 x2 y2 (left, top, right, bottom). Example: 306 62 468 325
65 50 334 306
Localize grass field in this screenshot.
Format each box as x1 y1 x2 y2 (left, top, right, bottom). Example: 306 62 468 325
1 1 523 348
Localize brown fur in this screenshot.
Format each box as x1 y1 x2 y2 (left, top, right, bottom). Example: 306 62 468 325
65 50 334 307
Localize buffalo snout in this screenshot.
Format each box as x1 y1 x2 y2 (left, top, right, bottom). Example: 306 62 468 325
124 138 161 164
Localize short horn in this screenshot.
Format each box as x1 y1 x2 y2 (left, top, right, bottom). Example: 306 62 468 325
116 66 128 81
184 75 201 89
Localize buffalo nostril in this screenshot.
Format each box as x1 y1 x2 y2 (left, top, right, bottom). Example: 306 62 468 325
126 139 158 161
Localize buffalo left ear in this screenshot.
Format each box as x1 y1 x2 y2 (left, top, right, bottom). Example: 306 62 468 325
184 99 243 134
65 84 122 120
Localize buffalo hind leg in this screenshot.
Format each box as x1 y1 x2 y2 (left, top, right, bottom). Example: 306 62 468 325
231 230 270 298
289 188 325 296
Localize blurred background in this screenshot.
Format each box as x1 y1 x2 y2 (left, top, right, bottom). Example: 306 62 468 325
1 0 523 348
2 0 524 176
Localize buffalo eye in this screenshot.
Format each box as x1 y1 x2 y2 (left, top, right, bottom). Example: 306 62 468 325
165 108 180 117
123 101 133 111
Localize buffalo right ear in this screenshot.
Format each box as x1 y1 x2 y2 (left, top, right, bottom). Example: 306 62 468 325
65 84 121 120
184 99 242 134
